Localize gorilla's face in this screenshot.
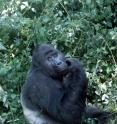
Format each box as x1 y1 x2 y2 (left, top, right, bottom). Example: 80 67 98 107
32 44 68 77
45 50 68 75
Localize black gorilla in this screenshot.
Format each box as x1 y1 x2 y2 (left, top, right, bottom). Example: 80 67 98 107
21 44 111 124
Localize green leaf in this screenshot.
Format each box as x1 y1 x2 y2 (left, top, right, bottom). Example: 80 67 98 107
0 42 6 50
0 67 8 76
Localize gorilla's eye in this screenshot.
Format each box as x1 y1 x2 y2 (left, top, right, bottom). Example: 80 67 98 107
47 56 53 61
51 53 58 57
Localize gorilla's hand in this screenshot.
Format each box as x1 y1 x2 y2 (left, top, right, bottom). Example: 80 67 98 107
66 58 82 73
63 57 87 105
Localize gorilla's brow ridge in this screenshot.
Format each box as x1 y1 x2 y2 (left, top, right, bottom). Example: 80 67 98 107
45 49 54 55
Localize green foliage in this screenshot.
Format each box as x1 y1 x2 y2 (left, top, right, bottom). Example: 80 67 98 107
0 0 117 123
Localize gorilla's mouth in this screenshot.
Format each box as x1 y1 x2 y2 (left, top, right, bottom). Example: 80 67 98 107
56 66 67 72
56 59 72 75
55 64 68 76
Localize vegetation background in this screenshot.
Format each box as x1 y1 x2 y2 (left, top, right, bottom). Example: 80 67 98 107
0 0 117 123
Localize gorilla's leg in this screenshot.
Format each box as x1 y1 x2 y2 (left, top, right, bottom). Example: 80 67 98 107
23 107 45 124
21 96 60 124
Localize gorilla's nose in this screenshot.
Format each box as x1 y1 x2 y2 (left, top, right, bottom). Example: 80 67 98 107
56 61 63 65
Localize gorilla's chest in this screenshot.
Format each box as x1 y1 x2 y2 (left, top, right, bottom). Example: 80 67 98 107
33 74 64 106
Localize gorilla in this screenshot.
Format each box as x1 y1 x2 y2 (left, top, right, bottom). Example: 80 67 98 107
21 44 112 124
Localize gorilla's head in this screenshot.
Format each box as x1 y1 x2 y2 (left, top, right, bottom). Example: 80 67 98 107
32 44 68 78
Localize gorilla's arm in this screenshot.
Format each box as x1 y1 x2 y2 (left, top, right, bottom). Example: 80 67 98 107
63 58 87 106
55 58 88 123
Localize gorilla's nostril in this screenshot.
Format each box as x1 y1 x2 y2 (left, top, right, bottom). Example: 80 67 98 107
57 61 62 65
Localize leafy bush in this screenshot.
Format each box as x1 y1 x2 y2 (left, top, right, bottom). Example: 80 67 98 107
0 0 117 123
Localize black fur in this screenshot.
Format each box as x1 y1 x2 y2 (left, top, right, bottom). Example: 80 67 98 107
21 44 113 124
21 44 87 124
